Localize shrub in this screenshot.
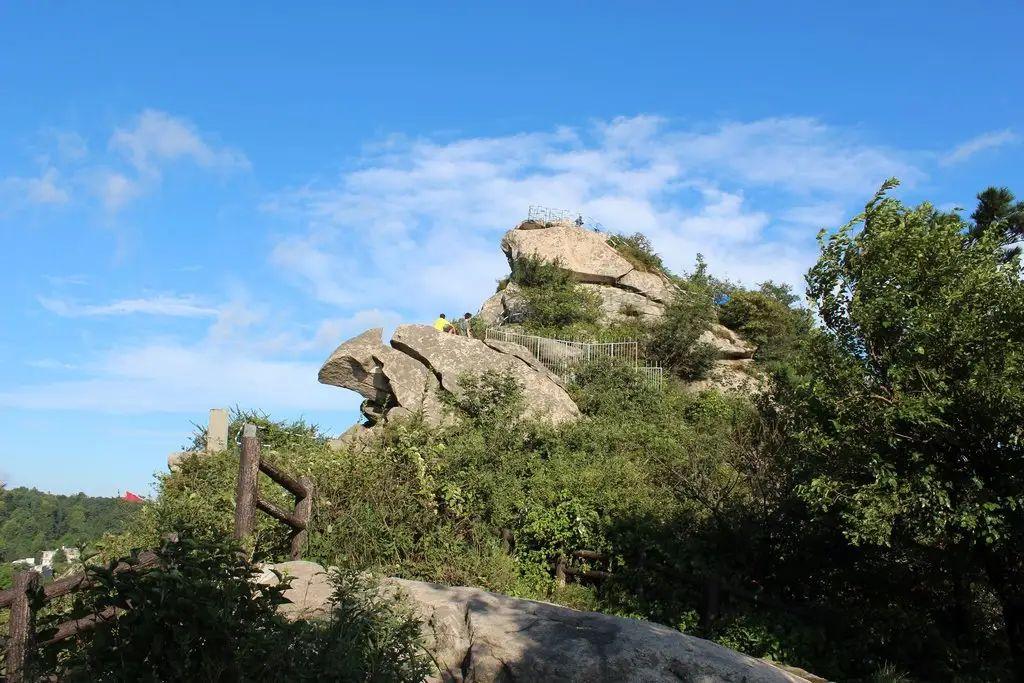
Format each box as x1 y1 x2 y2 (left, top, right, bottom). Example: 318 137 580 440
508 256 601 333
648 281 717 379
606 232 665 272
32 535 430 682
718 287 809 364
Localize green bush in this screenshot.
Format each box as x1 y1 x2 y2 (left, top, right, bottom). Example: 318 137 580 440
718 285 810 364
31 536 430 682
606 232 665 272
647 280 717 379
508 256 601 333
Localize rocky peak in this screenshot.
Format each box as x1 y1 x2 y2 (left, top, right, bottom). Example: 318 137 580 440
481 219 678 325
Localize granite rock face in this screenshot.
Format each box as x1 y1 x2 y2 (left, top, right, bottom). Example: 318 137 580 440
391 324 579 425
494 219 678 324
262 561 822 683
319 325 580 445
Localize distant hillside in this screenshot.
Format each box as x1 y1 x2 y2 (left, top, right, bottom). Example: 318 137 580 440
0 486 140 563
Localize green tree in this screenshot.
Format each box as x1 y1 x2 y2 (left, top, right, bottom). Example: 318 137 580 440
969 186 1024 258
796 179 1024 678
509 256 602 333
718 285 810 364
648 258 717 379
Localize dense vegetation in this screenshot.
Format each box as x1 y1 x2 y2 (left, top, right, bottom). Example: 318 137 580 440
0 487 139 565
15 536 430 681
7 182 1021 681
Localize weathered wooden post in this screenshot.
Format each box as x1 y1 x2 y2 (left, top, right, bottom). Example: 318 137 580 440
233 423 260 544
7 570 38 683
289 476 314 560
554 555 567 588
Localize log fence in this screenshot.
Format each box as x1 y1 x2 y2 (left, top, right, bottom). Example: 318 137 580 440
553 549 612 587
233 423 314 561
1 423 312 680
0 550 160 682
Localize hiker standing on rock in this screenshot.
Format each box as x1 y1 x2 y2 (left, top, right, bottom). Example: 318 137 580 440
457 312 474 338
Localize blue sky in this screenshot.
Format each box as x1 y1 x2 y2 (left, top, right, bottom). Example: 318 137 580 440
1 2 1021 496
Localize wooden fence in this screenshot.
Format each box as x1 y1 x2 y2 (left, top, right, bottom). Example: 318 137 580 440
0 550 161 682
233 423 314 561
0 423 312 680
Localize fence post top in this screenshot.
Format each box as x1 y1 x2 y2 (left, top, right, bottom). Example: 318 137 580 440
243 423 257 438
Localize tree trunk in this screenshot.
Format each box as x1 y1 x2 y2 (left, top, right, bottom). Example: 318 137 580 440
700 574 721 629
983 546 1024 682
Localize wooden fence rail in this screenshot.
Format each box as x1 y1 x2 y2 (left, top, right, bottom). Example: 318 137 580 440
1 424 312 680
233 423 314 560
0 550 160 683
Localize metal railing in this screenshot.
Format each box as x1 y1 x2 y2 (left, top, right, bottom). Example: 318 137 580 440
527 205 606 232
485 327 664 388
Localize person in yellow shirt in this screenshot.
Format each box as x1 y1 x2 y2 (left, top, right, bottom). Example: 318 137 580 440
433 313 453 333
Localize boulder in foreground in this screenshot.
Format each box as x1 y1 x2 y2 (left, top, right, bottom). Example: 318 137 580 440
264 561 822 683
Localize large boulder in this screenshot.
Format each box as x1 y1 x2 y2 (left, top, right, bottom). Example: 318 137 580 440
502 220 634 284
580 283 665 322
319 328 445 425
319 325 581 439
476 283 528 326
497 220 678 325
391 324 579 425
262 561 820 683
619 269 676 304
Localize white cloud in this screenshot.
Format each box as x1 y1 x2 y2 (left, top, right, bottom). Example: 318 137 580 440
0 342 350 414
942 129 1019 166
4 110 249 213
109 109 250 175
95 170 143 212
266 115 916 311
38 294 220 318
2 168 70 205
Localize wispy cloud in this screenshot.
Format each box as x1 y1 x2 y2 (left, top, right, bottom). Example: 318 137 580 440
3 110 249 214
1 168 70 205
266 115 920 311
942 129 1019 166
0 342 348 414
38 295 220 318
109 109 250 176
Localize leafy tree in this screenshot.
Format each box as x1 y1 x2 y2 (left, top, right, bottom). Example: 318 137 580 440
648 260 717 379
0 488 138 562
969 186 1024 258
606 232 665 272
795 179 1024 678
718 286 810 364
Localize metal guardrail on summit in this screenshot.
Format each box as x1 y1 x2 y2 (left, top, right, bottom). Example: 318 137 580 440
527 205 606 233
486 327 664 389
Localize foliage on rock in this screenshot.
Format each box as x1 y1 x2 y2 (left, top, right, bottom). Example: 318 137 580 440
606 232 666 272
508 255 602 333
28 535 430 682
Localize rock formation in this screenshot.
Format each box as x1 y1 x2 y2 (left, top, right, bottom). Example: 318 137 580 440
478 219 678 325
319 325 580 445
263 561 823 683
687 324 761 394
